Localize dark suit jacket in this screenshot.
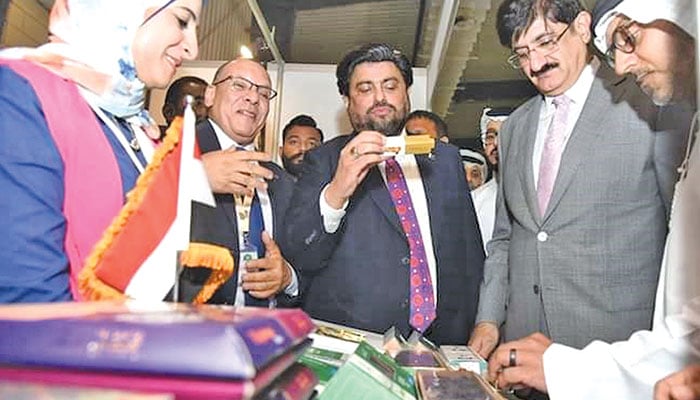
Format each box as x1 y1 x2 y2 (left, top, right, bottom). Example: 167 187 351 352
178 119 298 306
284 135 485 344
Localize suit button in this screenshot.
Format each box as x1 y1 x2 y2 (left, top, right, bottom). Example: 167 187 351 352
401 300 409 309
537 231 548 242
533 285 540 295
401 257 410 265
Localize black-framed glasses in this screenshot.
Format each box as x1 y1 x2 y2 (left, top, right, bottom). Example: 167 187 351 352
212 75 278 100
507 24 571 69
603 21 638 68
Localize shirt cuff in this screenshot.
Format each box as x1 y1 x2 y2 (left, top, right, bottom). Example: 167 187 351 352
319 184 348 234
543 343 585 400
283 262 299 297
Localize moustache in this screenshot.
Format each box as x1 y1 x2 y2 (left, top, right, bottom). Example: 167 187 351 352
531 63 558 78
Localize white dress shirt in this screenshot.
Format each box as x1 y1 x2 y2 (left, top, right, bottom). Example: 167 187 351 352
542 113 700 398
210 119 299 305
532 58 599 186
319 152 438 300
471 177 497 253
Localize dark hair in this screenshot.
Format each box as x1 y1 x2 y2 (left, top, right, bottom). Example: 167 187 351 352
496 0 584 47
282 114 324 142
407 110 449 139
336 43 413 97
164 76 207 107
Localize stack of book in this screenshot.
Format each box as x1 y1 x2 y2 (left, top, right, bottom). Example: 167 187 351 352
0 301 318 400
300 321 503 400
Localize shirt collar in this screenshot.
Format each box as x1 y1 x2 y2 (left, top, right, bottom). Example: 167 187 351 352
208 118 256 151
544 57 600 109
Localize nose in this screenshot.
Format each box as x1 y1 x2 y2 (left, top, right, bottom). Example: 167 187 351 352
613 50 637 76
527 50 548 74
183 28 199 61
373 86 387 103
300 141 311 152
244 86 261 104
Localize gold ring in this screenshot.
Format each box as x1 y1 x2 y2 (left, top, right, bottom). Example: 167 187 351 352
351 146 360 158
509 348 517 367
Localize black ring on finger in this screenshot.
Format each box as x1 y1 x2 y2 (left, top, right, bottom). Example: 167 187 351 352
509 348 517 367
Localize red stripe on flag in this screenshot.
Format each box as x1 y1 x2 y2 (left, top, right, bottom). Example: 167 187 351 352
93 131 182 291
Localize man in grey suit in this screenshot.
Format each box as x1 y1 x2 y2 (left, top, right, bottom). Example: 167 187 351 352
469 0 685 368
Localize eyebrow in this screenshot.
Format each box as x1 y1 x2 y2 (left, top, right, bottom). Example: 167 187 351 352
513 30 557 50
178 7 198 23
355 77 399 86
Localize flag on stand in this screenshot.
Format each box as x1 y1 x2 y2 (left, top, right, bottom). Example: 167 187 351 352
79 97 233 302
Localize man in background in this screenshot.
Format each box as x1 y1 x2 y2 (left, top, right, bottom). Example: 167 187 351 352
484 0 697 398
405 109 450 143
161 75 208 136
279 114 323 178
284 43 484 345
180 58 299 307
460 148 487 190
471 107 509 249
469 0 683 382
480 107 508 176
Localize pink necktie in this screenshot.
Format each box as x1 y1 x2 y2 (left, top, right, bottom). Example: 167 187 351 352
537 95 571 217
385 159 436 333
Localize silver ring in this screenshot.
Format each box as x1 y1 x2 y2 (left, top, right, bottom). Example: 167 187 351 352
509 348 517 367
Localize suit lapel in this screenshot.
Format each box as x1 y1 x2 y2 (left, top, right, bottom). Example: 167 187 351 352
542 66 622 221
263 162 290 236
196 120 238 231
517 100 542 221
366 166 404 235
416 154 444 249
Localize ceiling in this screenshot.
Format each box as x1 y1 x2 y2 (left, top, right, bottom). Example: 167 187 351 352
254 0 534 146
29 0 597 146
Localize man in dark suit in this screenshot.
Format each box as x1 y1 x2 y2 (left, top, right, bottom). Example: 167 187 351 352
284 43 485 345
179 58 299 307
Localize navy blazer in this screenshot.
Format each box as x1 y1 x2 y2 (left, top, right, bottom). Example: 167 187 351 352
285 134 485 344
178 119 298 306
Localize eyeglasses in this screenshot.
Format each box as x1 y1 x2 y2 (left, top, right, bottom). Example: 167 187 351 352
603 21 639 68
507 24 571 69
211 75 278 100
482 133 498 145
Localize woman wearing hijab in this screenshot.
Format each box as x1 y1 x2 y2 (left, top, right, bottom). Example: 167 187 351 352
0 0 202 302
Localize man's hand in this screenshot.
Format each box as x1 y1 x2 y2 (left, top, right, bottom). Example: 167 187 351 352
201 149 273 196
655 365 700 400
324 131 391 209
241 231 292 299
487 333 552 394
468 321 500 358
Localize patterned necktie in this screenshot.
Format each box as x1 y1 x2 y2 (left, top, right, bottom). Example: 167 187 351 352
234 146 267 306
234 146 264 257
537 95 571 217
385 159 436 333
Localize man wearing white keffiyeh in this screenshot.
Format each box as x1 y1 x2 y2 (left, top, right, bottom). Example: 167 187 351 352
483 0 699 398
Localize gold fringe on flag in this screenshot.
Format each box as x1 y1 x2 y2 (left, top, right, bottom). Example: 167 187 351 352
180 242 235 304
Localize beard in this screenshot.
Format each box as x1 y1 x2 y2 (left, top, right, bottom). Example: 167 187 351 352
281 154 304 178
349 100 409 137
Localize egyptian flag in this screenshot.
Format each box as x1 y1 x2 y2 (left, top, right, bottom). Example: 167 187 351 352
79 99 233 302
